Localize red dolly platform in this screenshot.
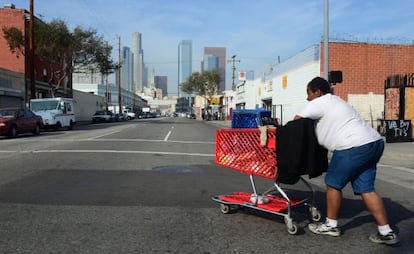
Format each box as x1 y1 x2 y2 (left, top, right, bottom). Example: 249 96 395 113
212 127 321 235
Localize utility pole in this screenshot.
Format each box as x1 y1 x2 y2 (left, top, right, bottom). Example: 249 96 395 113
117 36 122 113
29 0 35 100
228 55 240 91
323 0 329 81
105 41 109 110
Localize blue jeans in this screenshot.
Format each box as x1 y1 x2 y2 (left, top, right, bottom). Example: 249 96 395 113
325 139 384 194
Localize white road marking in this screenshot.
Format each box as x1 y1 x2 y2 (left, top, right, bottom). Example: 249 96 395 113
164 131 172 141
9 138 215 144
378 163 414 174
3 149 214 157
87 130 122 139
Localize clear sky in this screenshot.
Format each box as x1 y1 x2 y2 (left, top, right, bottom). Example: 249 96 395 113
4 0 414 95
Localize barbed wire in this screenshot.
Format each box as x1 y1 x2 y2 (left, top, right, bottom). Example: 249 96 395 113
329 34 414 45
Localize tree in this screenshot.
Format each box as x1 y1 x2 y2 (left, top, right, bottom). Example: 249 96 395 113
34 19 72 97
72 27 114 76
181 70 221 107
2 19 113 97
2 27 24 57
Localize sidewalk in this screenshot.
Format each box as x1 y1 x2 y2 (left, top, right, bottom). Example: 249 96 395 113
204 119 414 162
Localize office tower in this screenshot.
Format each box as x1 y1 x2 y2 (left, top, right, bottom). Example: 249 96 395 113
155 76 168 97
132 32 144 94
148 68 155 88
204 47 226 92
178 40 192 97
143 65 148 88
202 54 219 72
119 46 134 92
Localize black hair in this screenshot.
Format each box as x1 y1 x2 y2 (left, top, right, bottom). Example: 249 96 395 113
307 77 332 94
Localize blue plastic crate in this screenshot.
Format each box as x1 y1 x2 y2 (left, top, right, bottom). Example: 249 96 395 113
231 109 272 128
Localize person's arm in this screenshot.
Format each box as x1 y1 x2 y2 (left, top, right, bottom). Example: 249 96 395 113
294 115 302 120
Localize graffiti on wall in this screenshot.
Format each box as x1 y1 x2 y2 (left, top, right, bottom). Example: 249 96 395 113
385 119 412 142
385 88 400 120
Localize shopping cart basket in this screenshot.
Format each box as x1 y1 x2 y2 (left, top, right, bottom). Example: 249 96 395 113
212 127 321 235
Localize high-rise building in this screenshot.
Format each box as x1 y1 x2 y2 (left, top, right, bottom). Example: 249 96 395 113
155 76 168 97
132 32 144 94
119 46 133 92
178 40 192 97
202 54 219 72
143 65 148 88
204 47 226 92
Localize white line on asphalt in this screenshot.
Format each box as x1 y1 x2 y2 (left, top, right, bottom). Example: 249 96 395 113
164 131 171 141
33 150 215 156
0 150 214 157
378 163 414 174
0 151 29 153
87 130 122 139
13 138 215 144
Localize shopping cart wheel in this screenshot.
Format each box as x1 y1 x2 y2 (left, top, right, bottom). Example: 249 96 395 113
284 217 298 235
220 204 231 214
219 204 239 214
310 206 322 222
287 222 298 235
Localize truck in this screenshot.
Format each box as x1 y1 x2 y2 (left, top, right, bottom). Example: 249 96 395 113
123 109 136 120
108 106 136 120
30 97 76 130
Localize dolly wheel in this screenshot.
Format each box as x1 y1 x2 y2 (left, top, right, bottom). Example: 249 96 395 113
287 222 298 235
220 204 231 214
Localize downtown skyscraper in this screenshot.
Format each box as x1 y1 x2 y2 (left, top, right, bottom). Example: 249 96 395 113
132 32 144 95
178 40 192 97
204 47 226 92
120 46 133 92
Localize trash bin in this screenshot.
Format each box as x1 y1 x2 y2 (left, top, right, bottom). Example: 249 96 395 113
231 108 272 128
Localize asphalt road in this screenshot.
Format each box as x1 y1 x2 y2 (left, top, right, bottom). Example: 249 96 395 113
0 117 412 254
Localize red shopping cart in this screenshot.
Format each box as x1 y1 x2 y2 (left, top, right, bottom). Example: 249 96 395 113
212 127 321 235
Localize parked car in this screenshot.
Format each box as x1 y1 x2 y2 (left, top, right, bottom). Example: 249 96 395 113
0 107 43 138
114 113 127 121
148 112 157 118
138 112 157 119
137 112 145 119
92 110 114 123
187 113 196 119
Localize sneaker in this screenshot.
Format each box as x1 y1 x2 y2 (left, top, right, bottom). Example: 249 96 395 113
308 221 341 237
369 231 399 245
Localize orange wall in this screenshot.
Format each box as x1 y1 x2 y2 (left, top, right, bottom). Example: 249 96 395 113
406 88 414 122
0 8 27 74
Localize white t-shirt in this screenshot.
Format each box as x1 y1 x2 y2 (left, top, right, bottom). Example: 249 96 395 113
298 93 381 151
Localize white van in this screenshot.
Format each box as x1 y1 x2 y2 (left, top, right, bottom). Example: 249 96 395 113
30 97 76 130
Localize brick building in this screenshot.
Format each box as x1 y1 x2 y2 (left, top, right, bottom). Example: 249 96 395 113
322 42 414 101
323 42 414 139
238 41 414 138
0 4 72 106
